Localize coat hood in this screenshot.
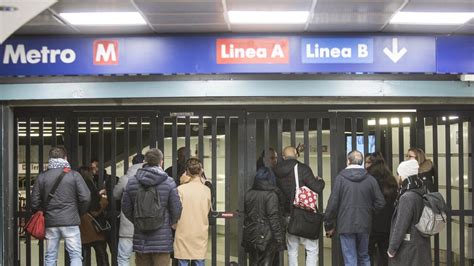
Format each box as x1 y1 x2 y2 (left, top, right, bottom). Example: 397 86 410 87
273 158 298 178
135 165 168 187
126 163 144 177
339 168 369 182
419 159 434 173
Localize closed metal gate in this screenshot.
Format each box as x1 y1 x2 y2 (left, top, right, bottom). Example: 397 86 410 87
12 107 473 266
14 108 245 266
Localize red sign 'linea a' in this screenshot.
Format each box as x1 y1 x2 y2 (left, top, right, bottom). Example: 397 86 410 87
216 38 289 64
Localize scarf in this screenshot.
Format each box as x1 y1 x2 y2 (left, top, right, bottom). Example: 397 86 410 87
396 174 424 204
47 158 70 169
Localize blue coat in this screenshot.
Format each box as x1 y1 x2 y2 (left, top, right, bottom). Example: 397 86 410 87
122 165 182 253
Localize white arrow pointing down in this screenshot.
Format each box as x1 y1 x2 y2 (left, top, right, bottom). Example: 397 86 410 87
383 38 407 63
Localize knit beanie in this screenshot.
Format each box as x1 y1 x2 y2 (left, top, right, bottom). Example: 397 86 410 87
397 160 419 180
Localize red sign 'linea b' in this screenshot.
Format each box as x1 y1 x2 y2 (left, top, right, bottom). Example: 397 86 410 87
216 38 289 64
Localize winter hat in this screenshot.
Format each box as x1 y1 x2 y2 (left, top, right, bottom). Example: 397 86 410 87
144 148 163 166
132 153 144 164
397 160 419 180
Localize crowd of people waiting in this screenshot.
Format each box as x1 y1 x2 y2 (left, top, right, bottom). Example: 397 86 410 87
30 144 438 266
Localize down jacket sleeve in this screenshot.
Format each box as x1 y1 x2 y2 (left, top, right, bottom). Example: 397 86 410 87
167 180 182 225
265 191 284 244
122 181 134 222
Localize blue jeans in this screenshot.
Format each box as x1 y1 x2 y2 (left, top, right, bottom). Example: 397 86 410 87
117 237 133 266
45 226 82 266
340 233 370 266
178 259 205 266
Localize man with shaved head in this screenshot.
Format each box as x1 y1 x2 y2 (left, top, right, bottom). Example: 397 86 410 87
273 146 325 266
324 150 386 266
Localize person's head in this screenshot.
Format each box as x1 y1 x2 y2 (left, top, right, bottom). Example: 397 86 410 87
415 148 427 165
132 153 144 165
185 157 203 177
177 147 187 162
282 146 297 160
145 148 164 167
49 146 67 160
78 166 93 181
365 151 385 169
90 158 99 175
396 160 419 185
257 147 278 169
347 150 363 166
406 148 418 161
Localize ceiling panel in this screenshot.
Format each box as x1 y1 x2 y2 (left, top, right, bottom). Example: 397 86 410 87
231 24 306 32
145 13 225 24
455 24 474 34
153 24 228 33
310 12 389 32
383 24 462 34
226 0 313 11
15 25 78 35
50 1 137 13
314 0 405 13
23 10 64 26
74 25 154 34
402 0 474 12
135 0 223 13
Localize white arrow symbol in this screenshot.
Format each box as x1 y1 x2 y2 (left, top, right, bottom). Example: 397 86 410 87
383 38 407 63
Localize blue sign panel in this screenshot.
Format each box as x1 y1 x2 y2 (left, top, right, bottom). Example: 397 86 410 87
0 34 470 76
436 36 474 74
301 38 373 64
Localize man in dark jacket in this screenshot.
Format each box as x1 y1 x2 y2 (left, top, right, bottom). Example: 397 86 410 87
122 148 182 266
31 146 91 266
273 146 325 266
324 150 385 266
243 167 285 265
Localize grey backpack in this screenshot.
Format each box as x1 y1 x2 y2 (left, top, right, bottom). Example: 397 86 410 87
133 183 165 231
415 191 447 237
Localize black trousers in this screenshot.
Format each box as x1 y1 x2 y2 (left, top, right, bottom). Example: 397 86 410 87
83 241 109 266
249 245 277 266
368 232 389 266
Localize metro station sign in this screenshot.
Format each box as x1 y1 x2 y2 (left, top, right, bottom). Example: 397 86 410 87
0 35 472 76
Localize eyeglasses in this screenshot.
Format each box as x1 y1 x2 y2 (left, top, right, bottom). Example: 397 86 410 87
406 155 416 159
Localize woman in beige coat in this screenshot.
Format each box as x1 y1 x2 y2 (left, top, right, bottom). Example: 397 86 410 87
174 158 212 266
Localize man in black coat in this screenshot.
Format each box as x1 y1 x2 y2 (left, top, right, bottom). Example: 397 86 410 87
273 146 325 266
324 150 385 266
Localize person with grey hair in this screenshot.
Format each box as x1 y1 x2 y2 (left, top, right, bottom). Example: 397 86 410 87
324 150 385 266
122 148 182 266
387 159 431 265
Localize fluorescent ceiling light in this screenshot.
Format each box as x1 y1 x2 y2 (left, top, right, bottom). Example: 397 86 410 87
390 12 474 25
228 11 309 24
59 12 146 26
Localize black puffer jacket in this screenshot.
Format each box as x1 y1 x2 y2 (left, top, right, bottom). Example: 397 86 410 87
31 168 91 227
242 178 285 252
273 158 325 216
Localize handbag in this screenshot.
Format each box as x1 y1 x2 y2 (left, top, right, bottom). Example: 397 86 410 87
88 213 111 233
292 164 318 212
23 169 68 240
287 207 323 240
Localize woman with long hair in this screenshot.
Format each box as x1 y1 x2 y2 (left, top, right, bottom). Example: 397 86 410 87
365 152 398 266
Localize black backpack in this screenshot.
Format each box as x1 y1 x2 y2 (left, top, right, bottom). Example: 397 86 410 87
133 182 165 231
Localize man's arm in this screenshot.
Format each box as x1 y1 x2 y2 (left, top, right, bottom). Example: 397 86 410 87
31 175 42 211
301 164 325 194
121 182 134 222
113 175 127 200
75 172 91 215
168 181 182 225
323 175 341 231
